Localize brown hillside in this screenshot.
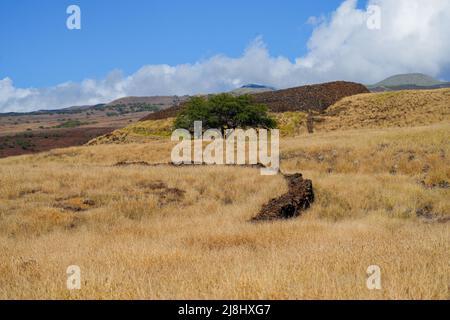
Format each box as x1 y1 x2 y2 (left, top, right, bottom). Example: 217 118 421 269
140 104 185 121
140 81 369 121
252 81 369 112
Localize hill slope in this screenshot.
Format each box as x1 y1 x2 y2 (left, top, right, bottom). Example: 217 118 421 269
106 95 189 109
229 84 276 96
373 73 443 87
368 73 450 92
141 81 369 121
317 88 450 131
90 88 450 145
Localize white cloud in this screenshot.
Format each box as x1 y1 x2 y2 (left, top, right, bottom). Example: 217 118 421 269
301 0 450 83
1 0 450 112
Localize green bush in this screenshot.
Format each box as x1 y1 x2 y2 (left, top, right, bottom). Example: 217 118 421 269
174 94 276 133
15 139 34 150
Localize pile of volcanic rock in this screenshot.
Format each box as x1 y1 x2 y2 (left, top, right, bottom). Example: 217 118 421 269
252 81 369 113
140 103 186 121
252 173 314 221
140 81 369 121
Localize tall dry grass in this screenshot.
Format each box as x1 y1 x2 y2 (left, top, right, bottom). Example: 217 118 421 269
318 88 450 131
0 121 449 299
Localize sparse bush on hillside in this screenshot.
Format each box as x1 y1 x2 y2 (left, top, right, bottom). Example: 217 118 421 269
174 94 276 133
54 119 93 128
105 103 160 115
15 139 34 150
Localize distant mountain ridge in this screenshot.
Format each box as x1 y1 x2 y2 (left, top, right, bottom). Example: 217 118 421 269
241 84 276 90
229 84 276 96
0 96 188 117
106 96 189 108
6 74 450 117
368 73 450 92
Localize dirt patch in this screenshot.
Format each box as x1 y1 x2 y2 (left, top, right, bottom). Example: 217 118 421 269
19 188 44 197
14 257 41 280
0 127 116 159
137 180 186 207
419 180 450 190
252 173 314 221
158 187 186 206
54 197 97 212
115 161 156 167
416 205 450 224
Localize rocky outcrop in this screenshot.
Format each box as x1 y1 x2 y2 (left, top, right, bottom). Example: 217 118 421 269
252 173 314 221
252 81 369 113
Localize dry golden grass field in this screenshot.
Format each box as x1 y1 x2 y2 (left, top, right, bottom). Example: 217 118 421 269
0 90 449 299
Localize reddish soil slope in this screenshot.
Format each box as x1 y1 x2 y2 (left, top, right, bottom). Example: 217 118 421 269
0 127 115 158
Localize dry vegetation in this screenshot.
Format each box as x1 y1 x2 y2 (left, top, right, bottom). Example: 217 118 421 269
0 89 449 299
317 88 450 131
86 112 310 146
88 88 450 146
87 118 175 145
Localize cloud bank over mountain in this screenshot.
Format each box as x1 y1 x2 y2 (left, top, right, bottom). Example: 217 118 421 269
2 0 450 112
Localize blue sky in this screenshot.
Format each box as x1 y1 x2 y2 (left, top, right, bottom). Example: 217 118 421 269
1 0 352 88
1 0 450 112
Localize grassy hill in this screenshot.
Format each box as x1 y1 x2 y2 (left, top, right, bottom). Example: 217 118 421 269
372 73 444 87
317 88 450 131
368 73 450 92
229 84 276 96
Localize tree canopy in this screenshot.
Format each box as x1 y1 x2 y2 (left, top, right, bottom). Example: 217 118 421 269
174 94 276 133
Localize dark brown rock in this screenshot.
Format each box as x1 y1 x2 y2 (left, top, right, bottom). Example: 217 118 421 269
252 81 369 113
252 173 314 221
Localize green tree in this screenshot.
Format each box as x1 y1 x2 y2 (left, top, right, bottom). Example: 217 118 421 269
174 94 276 133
